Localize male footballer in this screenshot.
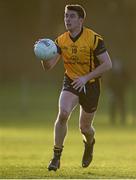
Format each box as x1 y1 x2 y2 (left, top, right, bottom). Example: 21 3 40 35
41 4 112 171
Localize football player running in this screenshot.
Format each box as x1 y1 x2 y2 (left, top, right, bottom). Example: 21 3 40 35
41 4 112 171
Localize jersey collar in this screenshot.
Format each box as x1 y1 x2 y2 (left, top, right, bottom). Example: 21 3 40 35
69 27 83 42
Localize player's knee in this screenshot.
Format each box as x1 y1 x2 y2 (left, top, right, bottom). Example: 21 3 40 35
80 125 90 135
58 109 69 124
80 124 95 136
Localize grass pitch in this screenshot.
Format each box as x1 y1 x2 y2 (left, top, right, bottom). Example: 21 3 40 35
1 120 136 179
0 83 135 178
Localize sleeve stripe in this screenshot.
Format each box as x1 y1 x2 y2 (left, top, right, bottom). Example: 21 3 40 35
93 34 103 50
95 49 107 56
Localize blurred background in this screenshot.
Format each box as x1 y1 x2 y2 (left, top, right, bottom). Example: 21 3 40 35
0 0 135 127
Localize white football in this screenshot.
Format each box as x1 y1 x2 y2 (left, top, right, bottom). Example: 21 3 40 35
34 38 57 60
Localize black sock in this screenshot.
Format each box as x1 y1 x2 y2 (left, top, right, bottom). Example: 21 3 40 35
53 146 63 160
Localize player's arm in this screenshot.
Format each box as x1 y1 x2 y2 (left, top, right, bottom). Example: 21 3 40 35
71 38 112 92
85 37 112 80
72 51 112 91
41 41 61 71
84 51 112 81
41 53 61 71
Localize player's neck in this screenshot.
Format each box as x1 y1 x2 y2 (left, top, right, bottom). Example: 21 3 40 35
69 26 83 38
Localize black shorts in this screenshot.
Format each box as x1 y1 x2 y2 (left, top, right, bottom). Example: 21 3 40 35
62 74 100 113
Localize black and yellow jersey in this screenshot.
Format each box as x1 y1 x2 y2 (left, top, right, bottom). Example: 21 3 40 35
56 27 106 82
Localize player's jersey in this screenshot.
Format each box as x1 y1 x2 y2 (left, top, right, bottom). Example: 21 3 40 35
56 27 106 82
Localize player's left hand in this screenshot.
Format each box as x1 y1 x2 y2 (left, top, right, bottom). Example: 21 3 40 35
71 76 88 92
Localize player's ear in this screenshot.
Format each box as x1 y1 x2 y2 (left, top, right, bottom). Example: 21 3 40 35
79 18 84 24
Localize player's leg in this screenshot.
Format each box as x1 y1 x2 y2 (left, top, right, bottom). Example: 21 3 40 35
79 80 100 168
79 107 95 144
79 107 96 167
54 91 78 148
48 91 78 171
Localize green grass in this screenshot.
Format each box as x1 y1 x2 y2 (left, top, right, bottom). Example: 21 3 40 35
0 82 136 178
1 120 136 179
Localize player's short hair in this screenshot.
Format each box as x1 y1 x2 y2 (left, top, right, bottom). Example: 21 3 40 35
65 4 86 19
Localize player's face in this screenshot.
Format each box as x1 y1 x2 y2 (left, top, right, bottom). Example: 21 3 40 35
64 9 83 32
